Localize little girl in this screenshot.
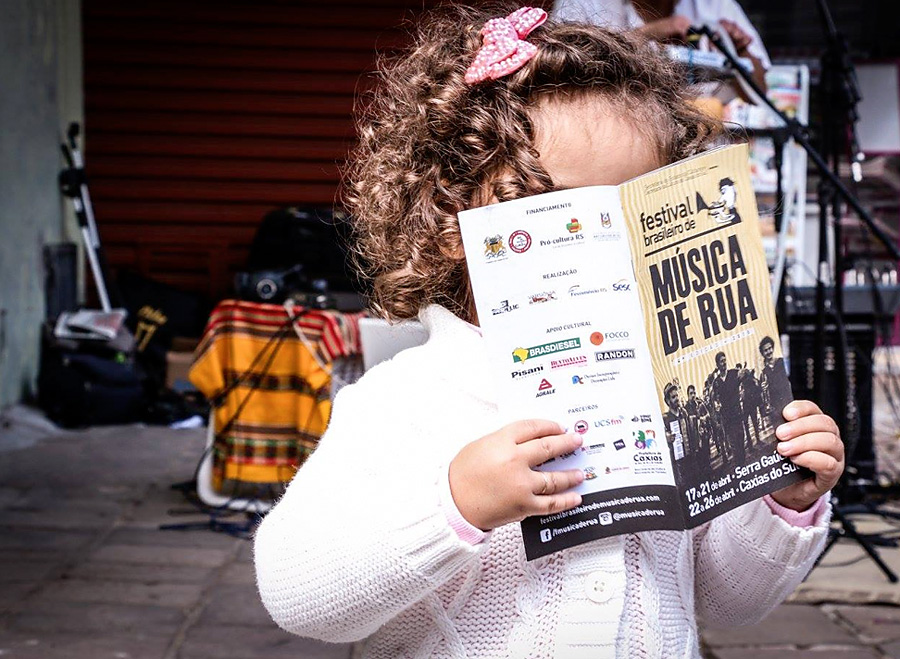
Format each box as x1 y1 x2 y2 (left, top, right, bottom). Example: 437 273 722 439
254 5 843 657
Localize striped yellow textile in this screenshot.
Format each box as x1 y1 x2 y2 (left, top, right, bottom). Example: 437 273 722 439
189 300 361 491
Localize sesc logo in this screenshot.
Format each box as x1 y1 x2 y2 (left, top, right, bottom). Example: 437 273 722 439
612 279 631 292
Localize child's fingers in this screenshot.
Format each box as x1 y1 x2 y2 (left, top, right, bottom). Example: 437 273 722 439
531 468 584 496
520 432 583 467
506 419 565 445
776 431 844 459
783 450 844 483
775 414 840 441
781 400 823 420
531 490 583 517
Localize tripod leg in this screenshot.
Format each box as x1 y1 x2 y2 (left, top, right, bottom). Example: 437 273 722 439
833 507 899 583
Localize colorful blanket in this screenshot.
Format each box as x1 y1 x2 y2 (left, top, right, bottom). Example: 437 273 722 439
189 300 363 490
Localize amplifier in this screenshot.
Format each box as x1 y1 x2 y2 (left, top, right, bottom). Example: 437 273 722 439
786 322 875 478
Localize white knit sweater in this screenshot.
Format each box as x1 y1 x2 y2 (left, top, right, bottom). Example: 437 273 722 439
254 305 830 659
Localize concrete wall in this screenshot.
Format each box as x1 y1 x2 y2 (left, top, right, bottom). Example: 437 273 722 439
0 0 82 407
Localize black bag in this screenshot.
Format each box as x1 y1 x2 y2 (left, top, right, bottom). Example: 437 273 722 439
246 206 357 292
38 328 148 428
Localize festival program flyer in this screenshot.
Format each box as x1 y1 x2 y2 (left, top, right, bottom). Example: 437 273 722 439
459 144 805 560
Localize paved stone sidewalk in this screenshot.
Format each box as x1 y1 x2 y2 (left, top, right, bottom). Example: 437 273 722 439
1 405 899 658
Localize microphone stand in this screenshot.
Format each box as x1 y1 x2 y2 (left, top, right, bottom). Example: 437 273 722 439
694 22 900 583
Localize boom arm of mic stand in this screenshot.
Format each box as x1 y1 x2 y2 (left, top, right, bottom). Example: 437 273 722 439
695 25 900 262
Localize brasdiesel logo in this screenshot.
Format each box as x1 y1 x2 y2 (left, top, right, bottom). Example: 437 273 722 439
595 349 635 362
512 338 581 363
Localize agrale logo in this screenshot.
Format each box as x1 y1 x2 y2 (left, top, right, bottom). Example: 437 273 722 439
492 299 519 315
536 379 556 397
509 230 532 253
483 235 507 261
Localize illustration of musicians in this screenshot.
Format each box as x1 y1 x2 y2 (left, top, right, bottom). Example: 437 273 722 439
759 335 793 429
662 381 694 483
709 351 749 465
684 384 711 477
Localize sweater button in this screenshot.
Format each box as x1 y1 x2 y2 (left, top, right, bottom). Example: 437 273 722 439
585 571 613 603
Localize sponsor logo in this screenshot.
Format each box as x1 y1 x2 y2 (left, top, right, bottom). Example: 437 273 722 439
584 466 597 480
539 234 585 248
492 299 519 315
584 442 606 454
483 234 507 261
595 349 636 362
528 291 557 305
594 416 624 428
633 452 664 463
509 229 532 253
640 414 652 422
576 370 621 385
600 212 612 229
572 375 584 385
598 511 613 525
592 331 629 347
512 338 581 363
540 528 552 543
634 429 658 450
550 354 588 369
546 321 591 334
568 284 604 297
573 420 589 434
543 269 577 280
511 364 545 379
567 218 583 233
612 279 631 292
605 465 630 474
536 378 555 397
568 404 598 414
613 439 626 451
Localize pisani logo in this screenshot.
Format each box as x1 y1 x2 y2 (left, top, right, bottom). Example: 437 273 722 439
512 338 582 363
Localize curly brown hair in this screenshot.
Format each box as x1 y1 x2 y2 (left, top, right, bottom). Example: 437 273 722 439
343 2 721 321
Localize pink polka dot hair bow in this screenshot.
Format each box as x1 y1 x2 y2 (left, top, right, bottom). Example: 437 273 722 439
464 7 547 85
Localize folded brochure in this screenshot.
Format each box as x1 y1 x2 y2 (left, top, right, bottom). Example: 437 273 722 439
458 143 806 560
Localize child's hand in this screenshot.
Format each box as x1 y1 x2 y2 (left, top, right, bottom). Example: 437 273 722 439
448 420 585 531
771 400 844 512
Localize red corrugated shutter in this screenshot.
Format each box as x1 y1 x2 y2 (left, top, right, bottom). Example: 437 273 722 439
82 1 442 300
